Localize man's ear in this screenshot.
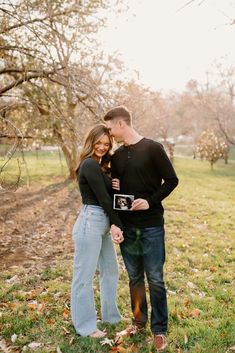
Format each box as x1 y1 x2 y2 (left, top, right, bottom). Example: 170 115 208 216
118 119 126 128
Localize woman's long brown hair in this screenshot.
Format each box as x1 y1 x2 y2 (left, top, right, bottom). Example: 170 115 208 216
76 124 113 173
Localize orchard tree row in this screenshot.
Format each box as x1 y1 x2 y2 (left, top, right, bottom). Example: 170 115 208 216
1 0 235 181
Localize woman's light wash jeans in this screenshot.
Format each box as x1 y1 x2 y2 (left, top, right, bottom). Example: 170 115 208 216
71 205 121 336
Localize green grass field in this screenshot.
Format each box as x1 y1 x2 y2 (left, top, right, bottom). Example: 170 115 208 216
0 151 234 352
0 149 68 187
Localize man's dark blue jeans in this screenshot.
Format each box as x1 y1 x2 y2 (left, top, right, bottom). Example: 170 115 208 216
120 226 168 334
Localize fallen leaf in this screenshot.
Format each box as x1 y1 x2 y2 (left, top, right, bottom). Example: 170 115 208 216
198 291 206 298
184 299 191 307
184 334 188 344
171 308 182 320
37 303 45 314
114 335 124 345
69 337 74 345
47 318 56 325
62 326 70 334
0 338 11 353
116 325 138 337
168 290 176 295
27 301 45 314
187 281 196 289
6 275 19 284
101 338 114 347
115 345 137 353
28 300 38 310
28 342 43 350
25 288 44 300
57 347 63 353
63 308 69 319
189 308 201 318
11 334 17 343
228 346 235 352
8 302 20 310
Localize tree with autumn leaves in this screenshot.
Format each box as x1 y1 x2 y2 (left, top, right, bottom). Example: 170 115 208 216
196 130 229 169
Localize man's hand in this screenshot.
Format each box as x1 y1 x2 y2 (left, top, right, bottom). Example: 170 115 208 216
112 178 120 191
111 224 124 244
131 198 149 211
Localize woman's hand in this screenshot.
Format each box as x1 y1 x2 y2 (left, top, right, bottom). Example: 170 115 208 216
111 224 124 244
112 178 120 191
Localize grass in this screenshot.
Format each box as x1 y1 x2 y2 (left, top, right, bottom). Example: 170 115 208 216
0 151 235 352
0 149 68 187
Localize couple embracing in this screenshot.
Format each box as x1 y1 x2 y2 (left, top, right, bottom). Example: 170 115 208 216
71 106 179 352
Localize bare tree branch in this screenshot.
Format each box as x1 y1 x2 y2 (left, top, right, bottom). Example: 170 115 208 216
176 0 206 12
214 115 235 146
0 67 64 95
0 8 81 34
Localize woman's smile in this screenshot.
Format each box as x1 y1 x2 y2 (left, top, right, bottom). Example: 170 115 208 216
93 135 110 160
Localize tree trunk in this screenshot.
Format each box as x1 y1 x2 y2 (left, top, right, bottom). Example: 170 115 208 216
53 124 77 179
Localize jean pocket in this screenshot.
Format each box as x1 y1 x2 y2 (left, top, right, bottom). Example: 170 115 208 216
72 215 86 239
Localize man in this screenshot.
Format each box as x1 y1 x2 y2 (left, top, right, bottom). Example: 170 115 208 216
104 106 179 352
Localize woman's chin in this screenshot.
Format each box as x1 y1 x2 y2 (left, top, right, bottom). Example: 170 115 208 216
94 153 105 159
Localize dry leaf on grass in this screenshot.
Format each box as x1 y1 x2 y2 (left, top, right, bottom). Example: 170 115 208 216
69 337 74 345
63 308 69 319
110 344 137 353
184 298 191 307
0 338 11 353
171 308 183 320
8 302 20 310
26 342 43 350
11 334 17 343
114 335 124 345
187 281 197 289
100 338 115 347
209 266 218 273
62 326 70 334
27 301 45 314
47 318 56 325
189 308 201 318
5 275 19 284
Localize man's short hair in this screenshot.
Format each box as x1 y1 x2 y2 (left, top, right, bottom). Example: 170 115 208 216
103 106 132 125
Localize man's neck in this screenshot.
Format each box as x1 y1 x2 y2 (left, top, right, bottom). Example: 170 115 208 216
123 128 143 146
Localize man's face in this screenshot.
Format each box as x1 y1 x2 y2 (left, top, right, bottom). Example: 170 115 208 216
105 118 124 143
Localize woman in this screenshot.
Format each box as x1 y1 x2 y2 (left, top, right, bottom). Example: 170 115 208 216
71 124 123 338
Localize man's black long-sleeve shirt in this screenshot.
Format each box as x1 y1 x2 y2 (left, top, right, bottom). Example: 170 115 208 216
78 158 122 229
111 137 179 228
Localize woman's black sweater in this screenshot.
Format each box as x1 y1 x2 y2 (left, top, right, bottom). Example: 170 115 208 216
78 157 122 229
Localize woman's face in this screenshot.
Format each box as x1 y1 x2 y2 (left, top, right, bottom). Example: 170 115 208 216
93 134 111 160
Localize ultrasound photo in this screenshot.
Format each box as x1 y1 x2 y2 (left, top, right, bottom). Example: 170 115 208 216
113 194 134 210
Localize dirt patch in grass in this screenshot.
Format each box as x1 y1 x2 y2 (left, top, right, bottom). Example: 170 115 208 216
0 179 80 269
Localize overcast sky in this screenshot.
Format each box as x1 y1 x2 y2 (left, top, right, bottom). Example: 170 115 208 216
99 0 235 92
